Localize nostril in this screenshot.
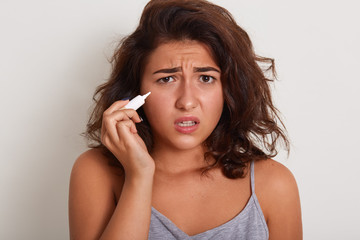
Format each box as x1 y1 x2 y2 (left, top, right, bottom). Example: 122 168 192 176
175 99 198 110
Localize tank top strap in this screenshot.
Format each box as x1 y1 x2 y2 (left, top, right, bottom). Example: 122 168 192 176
250 160 255 193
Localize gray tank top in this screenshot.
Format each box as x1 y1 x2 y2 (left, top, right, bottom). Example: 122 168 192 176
148 161 269 239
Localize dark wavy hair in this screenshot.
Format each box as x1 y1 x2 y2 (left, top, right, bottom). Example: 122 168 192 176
85 0 289 179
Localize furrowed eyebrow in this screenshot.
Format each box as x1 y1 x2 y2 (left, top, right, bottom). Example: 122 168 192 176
152 66 220 74
194 67 220 73
153 67 181 74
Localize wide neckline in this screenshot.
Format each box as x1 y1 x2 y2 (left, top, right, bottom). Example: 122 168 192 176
151 193 255 238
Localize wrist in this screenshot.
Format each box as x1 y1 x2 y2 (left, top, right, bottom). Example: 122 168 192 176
125 168 155 186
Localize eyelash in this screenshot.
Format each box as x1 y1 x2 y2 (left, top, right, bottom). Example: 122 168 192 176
156 75 217 84
199 75 216 83
157 76 175 84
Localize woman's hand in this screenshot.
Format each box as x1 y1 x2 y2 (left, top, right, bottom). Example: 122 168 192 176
101 100 155 178
70 101 155 240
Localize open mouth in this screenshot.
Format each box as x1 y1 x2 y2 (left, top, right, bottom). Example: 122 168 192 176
176 121 197 127
174 117 200 134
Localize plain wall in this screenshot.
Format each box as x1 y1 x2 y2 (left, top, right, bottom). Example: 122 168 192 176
1 0 359 239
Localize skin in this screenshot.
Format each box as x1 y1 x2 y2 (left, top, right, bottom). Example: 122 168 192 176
68 40 302 239
140 40 224 168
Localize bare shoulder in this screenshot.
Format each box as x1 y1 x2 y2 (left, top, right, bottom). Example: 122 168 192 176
254 159 302 239
69 149 124 239
254 159 298 194
72 149 122 179
70 148 125 203
71 149 123 190
73 148 111 171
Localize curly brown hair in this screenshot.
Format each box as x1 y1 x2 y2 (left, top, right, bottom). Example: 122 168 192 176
85 0 289 179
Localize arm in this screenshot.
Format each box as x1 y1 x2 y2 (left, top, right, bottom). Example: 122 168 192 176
101 170 154 239
256 160 303 240
69 100 155 240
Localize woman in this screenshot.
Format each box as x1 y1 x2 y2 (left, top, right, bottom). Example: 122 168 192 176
69 0 302 239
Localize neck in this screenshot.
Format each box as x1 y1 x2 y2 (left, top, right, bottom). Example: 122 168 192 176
150 144 213 176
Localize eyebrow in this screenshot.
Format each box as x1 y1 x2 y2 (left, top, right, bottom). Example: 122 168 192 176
194 67 220 73
153 67 181 74
153 66 220 74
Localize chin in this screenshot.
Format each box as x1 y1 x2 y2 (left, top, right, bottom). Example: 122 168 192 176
152 128 211 152
166 135 208 152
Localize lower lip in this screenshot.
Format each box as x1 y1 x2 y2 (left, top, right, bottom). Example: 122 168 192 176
174 123 199 134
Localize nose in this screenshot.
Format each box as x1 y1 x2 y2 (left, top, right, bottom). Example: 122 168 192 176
175 81 199 111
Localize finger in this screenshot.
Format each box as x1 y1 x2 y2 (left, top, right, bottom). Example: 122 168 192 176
101 117 120 146
116 119 138 136
101 108 141 148
105 100 130 114
107 109 142 123
115 120 141 150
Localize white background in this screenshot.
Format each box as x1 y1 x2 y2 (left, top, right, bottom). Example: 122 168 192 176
1 0 359 239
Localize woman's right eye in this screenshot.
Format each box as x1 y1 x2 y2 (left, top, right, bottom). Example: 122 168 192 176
157 76 174 84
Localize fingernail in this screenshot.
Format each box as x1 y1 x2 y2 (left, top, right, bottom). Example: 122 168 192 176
140 117 143 122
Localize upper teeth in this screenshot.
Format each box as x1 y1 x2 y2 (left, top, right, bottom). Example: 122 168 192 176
177 121 196 127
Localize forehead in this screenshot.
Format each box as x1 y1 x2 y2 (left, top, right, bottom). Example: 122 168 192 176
144 40 218 70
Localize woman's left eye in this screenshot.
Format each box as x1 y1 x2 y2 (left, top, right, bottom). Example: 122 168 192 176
200 75 215 83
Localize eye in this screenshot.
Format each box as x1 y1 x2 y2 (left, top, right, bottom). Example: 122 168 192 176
157 76 174 84
200 75 215 83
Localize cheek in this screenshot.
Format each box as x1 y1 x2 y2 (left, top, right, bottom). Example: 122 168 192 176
143 95 172 124
208 100 224 130
204 88 224 117
210 101 224 123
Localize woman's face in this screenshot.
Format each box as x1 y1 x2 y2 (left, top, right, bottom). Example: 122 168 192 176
140 40 223 152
